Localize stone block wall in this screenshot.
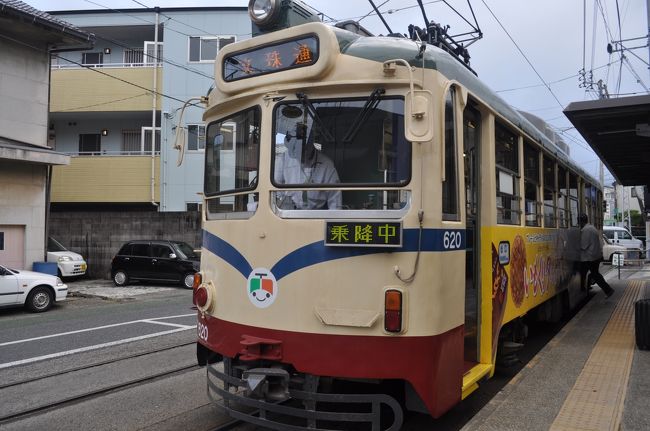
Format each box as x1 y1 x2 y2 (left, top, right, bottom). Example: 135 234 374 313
48 211 202 279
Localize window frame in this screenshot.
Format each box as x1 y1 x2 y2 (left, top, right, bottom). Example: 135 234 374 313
494 121 521 225
442 87 460 221
523 141 541 227
187 124 206 152
188 35 236 63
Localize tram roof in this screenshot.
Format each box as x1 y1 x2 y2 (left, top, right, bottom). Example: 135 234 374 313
332 27 600 187
564 94 650 189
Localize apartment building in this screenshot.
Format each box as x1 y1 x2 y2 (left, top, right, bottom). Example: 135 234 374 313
46 7 249 277
48 7 249 212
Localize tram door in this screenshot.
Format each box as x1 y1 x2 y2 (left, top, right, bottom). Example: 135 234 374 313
463 105 481 365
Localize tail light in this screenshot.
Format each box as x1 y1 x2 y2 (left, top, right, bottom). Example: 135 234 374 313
193 272 202 289
384 289 402 333
194 286 209 308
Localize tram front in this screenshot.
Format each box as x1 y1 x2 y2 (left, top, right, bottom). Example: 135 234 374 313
193 3 462 430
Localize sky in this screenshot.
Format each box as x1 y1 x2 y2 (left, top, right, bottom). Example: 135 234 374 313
26 0 650 185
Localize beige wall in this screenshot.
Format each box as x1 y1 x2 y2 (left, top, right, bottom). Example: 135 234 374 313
0 160 47 268
50 67 162 112
51 155 160 202
0 39 49 148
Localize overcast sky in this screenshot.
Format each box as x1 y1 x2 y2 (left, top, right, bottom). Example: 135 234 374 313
27 0 650 185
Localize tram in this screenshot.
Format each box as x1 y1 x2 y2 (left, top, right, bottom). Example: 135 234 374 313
189 1 602 429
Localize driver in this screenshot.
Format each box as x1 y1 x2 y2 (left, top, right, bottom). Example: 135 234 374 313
275 122 341 210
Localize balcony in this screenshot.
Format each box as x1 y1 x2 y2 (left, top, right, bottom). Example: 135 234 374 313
50 64 162 113
51 154 160 203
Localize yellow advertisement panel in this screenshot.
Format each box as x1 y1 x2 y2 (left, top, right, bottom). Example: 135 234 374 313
481 225 581 360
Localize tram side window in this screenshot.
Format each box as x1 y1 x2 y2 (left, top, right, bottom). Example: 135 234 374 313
204 106 260 216
524 142 541 226
442 88 459 221
569 173 579 227
495 122 520 225
583 183 593 223
543 156 556 227
557 166 568 228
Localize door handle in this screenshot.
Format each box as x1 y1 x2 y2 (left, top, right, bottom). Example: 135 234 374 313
152 259 157 263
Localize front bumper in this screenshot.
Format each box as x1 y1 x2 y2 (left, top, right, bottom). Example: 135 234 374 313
58 261 87 277
55 285 68 301
207 357 403 431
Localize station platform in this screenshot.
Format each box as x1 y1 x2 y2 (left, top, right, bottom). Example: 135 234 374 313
462 264 650 431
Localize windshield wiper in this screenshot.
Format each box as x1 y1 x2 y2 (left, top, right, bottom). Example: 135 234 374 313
342 88 385 143
295 92 336 143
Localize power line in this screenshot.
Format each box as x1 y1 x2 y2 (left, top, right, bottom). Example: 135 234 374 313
478 0 564 109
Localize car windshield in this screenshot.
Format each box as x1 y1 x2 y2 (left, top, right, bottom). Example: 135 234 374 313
173 242 198 259
47 237 67 252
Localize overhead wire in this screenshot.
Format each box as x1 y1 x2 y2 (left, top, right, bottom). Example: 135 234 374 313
478 0 564 109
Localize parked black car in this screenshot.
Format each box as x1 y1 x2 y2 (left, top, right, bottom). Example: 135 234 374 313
111 240 200 288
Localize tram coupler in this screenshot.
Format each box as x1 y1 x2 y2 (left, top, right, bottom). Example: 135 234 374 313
243 368 290 402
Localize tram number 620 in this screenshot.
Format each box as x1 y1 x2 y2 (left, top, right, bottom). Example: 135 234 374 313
443 231 462 250
197 322 209 341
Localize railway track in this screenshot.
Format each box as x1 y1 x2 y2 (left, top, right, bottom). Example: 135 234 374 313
0 342 199 424
0 341 195 390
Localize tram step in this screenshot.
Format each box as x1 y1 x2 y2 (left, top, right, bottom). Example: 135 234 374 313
635 298 650 351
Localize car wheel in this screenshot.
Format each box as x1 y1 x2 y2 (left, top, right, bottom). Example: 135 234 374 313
182 273 195 289
26 286 53 313
113 270 129 286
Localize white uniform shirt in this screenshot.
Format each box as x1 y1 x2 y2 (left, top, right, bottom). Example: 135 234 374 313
275 149 341 210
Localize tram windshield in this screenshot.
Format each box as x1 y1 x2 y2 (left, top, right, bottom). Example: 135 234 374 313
272 96 411 211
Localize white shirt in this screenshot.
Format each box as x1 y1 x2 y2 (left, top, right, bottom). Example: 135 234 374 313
274 149 341 210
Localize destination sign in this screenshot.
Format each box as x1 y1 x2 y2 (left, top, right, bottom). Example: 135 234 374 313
325 221 402 248
223 35 319 82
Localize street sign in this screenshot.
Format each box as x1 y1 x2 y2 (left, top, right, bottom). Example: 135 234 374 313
612 253 624 267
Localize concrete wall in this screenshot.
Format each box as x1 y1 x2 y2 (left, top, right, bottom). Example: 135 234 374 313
48 210 202 278
0 160 47 268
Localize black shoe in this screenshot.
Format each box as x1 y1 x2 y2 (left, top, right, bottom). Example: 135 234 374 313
605 289 614 298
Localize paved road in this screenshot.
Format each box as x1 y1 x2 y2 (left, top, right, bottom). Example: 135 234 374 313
0 279 196 378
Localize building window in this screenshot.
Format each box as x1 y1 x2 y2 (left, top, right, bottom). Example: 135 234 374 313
0 232 4 250
495 122 520 225
189 36 235 62
82 52 103 66
524 142 541 226
442 88 459 221
187 125 206 151
186 202 202 212
79 134 101 154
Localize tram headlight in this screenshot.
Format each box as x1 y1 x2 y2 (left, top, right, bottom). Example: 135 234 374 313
248 0 280 26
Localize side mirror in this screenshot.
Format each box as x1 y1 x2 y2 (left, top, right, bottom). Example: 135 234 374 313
169 253 177 259
405 90 434 142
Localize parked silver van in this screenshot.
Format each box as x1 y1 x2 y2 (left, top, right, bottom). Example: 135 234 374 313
603 226 644 259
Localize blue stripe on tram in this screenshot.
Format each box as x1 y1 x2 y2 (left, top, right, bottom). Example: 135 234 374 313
203 228 465 281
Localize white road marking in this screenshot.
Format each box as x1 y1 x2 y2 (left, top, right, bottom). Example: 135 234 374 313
0 313 196 347
141 319 195 329
0 327 196 369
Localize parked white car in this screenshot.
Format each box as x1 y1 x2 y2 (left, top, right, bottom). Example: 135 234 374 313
0 264 68 312
602 235 627 263
603 226 644 259
47 237 87 278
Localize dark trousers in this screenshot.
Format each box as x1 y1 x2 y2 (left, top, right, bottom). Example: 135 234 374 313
580 259 613 295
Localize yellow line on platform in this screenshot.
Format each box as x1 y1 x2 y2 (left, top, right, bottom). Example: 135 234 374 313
550 280 643 431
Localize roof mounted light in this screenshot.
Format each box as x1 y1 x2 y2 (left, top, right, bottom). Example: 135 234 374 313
248 0 280 26
248 0 321 36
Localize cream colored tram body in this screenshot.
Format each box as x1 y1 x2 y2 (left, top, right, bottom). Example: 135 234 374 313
193 11 602 431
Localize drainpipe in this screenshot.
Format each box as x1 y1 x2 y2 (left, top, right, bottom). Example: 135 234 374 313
151 7 160 208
